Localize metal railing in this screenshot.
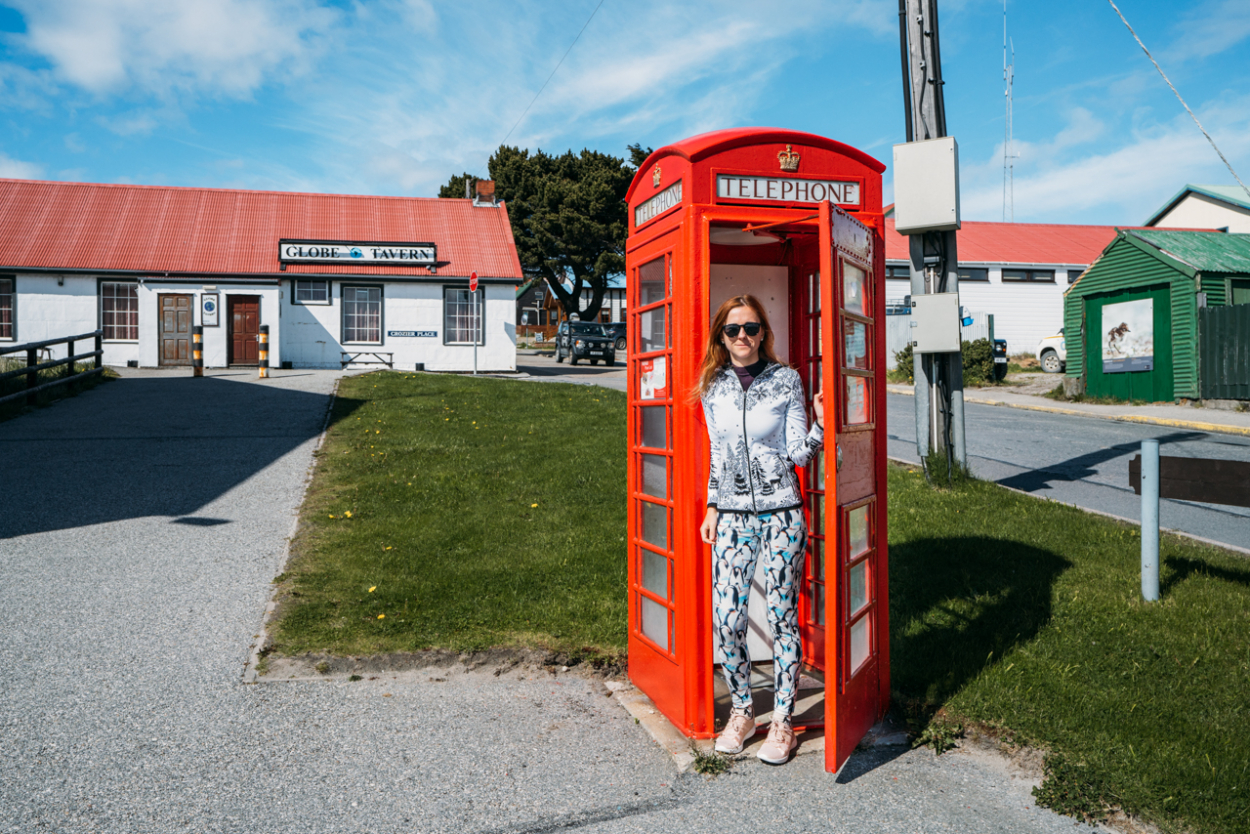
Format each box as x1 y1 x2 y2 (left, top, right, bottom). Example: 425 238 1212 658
0 330 104 407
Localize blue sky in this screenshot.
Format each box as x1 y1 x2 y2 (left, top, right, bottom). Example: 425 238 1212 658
1 0 1247 225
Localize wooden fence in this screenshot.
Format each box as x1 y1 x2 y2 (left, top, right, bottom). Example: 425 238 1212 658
1199 304 1250 400
0 330 104 407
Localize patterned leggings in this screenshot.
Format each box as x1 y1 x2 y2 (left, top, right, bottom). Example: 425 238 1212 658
712 508 806 720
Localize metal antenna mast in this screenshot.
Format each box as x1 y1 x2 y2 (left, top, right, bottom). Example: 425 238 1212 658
1003 1 1015 222
897 0 967 474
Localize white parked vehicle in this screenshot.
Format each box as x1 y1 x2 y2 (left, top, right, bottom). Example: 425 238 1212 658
1036 329 1067 373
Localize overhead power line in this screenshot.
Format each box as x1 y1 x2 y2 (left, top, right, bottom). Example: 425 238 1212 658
498 0 608 150
1106 0 1250 203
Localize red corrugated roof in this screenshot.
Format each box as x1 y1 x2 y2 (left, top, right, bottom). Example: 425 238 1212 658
884 218 1121 265
0 179 524 279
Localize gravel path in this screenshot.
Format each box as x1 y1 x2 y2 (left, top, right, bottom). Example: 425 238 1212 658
0 368 1095 833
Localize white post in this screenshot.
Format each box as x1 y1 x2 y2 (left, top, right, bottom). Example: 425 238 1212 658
473 288 479 375
1141 439 1160 602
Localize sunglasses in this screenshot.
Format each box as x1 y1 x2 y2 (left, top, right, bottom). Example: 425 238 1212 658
722 322 763 338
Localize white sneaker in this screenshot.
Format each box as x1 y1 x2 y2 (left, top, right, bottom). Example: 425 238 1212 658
757 719 797 764
714 711 757 754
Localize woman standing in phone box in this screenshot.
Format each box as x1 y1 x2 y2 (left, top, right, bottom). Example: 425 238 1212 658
697 294 823 764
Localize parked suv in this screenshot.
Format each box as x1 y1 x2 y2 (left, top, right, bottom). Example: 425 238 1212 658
602 322 627 352
555 321 617 365
1036 329 1066 373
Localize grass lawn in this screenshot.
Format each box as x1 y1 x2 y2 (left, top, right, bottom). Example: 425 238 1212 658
889 466 1250 832
271 371 627 661
272 372 1249 833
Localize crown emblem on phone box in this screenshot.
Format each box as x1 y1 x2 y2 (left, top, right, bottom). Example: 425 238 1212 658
777 144 800 172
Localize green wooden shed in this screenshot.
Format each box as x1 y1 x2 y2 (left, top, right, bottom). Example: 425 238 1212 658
1064 229 1250 402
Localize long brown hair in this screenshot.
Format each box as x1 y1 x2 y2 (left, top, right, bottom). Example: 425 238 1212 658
694 294 781 398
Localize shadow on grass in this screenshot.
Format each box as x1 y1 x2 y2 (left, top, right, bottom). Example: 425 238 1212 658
890 535 1070 710
1161 554 1250 595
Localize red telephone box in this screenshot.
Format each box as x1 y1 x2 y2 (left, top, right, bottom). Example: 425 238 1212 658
624 128 889 773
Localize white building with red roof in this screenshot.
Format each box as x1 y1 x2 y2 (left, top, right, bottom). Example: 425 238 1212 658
883 216 1124 354
0 179 523 371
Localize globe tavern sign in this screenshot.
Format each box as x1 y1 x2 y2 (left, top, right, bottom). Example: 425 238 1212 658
279 239 437 266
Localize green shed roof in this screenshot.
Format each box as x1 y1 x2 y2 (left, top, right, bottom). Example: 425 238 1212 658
1124 229 1250 275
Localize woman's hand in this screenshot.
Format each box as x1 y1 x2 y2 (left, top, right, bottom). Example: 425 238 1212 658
813 391 825 427
700 507 719 545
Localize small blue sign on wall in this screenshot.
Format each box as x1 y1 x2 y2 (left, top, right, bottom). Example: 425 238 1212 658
388 330 437 337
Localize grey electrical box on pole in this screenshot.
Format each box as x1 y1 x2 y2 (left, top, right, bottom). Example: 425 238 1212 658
896 0 967 473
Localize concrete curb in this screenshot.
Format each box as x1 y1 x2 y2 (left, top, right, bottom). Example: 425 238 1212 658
242 376 340 684
887 385 1250 437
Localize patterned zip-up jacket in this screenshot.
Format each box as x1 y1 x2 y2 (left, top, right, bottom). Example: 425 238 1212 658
701 362 823 513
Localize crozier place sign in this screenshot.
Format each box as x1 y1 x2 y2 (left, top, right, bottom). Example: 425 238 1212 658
279 239 437 266
716 175 860 206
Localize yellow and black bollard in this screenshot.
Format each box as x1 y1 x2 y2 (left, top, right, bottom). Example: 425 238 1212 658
258 325 269 379
192 326 203 378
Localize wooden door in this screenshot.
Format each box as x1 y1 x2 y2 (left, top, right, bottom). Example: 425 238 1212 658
158 294 192 366
229 296 260 365
820 204 886 773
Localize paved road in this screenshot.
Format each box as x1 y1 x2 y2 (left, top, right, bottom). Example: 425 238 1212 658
516 351 626 392
0 368 1089 833
888 392 1250 552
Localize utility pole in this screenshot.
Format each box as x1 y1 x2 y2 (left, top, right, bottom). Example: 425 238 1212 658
896 0 967 474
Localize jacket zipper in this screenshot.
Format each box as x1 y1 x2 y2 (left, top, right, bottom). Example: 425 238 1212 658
740 366 768 514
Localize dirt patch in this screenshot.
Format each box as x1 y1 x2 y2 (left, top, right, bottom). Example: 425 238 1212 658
259 646 625 682
964 372 1060 397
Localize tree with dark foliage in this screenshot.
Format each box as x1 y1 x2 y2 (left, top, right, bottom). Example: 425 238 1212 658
440 143 653 321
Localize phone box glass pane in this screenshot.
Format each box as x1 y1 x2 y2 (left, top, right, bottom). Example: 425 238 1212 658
843 262 867 315
640 501 668 550
640 306 667 353
641 596 669 651
810 537 824 581
641 406 667 449
846 376 870 425
849 560 867 613
810 493 823 535
641 548 668 600
843 320 868 370
850 616 870 672
641 453 668 499
639 257 666 305
812 582 825 626
639 356 667 400
848 504 869 557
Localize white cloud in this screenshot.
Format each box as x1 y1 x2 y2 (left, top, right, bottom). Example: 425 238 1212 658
958 95 1250 224
280 0 895 196
0 152 45 179
1166 0 1250 62
7 0 336 98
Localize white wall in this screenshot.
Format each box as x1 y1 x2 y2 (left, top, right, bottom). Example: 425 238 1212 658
282 281 516 372
3 274 99 360
1154 193 1250 234
139 283 282 369
885 264 1074 355
9 275 516 371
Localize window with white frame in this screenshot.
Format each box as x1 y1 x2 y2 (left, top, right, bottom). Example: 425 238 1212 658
293 279 330 305
101 282 139 340
342 285 382 343
0 276 13 340
444 287 484 345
